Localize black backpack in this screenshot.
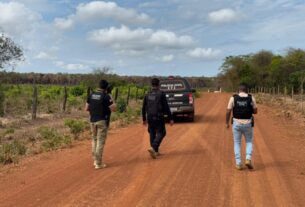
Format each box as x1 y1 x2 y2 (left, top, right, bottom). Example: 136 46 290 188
146 90 163 117
232 94 253 119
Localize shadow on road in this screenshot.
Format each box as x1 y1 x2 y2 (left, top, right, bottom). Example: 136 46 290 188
109 149 206 168
250 161 292 172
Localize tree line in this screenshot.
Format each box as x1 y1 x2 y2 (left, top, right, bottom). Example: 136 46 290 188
218 48 305 92
0 71 214 89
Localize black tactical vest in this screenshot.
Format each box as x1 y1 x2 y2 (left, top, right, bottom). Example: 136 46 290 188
232 94 253 119
89 91 106 119
146 90 163 118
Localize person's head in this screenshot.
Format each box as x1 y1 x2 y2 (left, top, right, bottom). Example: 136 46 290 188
99 79 109 90
238 84 248 93
151 78 160 88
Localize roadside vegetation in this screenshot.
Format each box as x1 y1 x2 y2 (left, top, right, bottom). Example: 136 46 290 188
218 48 305 92
218 48 305 117
0 98 142 165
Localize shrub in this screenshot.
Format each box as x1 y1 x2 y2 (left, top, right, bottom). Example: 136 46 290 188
67 96 82 109
64 119 86 139
4 128 15 136
194 90 201 98
70 86 85 97
38 126 72 151
110 105 141 127
0 140 27 164
117 98 127 113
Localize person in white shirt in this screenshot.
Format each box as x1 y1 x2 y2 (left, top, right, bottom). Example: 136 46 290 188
226 84 258 170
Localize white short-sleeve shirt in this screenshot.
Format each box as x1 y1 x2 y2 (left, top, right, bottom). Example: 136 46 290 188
227 92 257 124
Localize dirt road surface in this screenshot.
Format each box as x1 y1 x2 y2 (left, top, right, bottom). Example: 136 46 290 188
1 93 305 207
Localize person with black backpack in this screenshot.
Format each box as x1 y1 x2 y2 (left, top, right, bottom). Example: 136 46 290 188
85 80 114 169
142 78 174 159
226 84 258 170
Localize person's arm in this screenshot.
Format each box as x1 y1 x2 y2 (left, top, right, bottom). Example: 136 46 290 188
162 93 173 124
226 109 231 128
108 94 116 112
142 96 147 124
106 94 113 107
252 96 258 114
85 103 89 111
226 97 234 128
85 96 90 111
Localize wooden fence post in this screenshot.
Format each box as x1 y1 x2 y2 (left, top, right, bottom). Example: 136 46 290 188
114 87 119 102
143 88 146 97
87 87 91 98
32 84 38 120
135 87 139 102
126 86 131 105
284 86 287 104
291 87 294 100
0 86 5 117
301 84 304 114
62 86 68 112
277 85 280 95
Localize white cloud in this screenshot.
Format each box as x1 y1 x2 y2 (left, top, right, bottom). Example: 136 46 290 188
88 25 194 52
88 25 152 45
54 16 74 30
54 1 153 30
187 48 221 59
54 61 87 71
161 54 174 62
138 2 163 8
34 52 56 60
150 30 193 48
208 8 240 24
0 2 41 35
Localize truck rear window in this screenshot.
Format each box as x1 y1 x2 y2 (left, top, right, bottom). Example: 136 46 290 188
160 80 186 91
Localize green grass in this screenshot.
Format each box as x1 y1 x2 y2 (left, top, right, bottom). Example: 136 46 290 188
64 119 86 139
38 126 72 151
0 140 27 164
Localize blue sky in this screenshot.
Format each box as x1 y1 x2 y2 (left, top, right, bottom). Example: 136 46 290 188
1 0 305 76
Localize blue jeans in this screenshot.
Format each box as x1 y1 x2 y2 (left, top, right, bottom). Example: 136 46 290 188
232 120 253 165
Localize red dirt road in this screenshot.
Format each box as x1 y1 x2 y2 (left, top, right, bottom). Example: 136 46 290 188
1 93 305 207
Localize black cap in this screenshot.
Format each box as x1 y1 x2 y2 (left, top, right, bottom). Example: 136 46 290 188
151 78 160 87
99 80 109 89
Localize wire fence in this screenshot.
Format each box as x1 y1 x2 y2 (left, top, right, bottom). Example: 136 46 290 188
0 84 147 120
249 86 305 115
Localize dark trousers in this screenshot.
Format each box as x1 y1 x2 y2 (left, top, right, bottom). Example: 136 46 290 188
148 118 166 152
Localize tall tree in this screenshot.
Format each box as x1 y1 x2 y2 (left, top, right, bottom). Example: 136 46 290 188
0 34 23 70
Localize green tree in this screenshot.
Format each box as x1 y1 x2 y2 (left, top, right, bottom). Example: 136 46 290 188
289 70 305 92
0 34 23 70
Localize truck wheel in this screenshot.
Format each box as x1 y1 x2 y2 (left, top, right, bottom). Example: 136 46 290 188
188 113 195 122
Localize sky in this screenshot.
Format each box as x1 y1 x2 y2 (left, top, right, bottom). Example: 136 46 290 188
1 0 305 77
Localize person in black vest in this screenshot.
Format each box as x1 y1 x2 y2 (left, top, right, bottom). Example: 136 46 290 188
85 80 113 169
142 78 174 159
226 84 258 170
